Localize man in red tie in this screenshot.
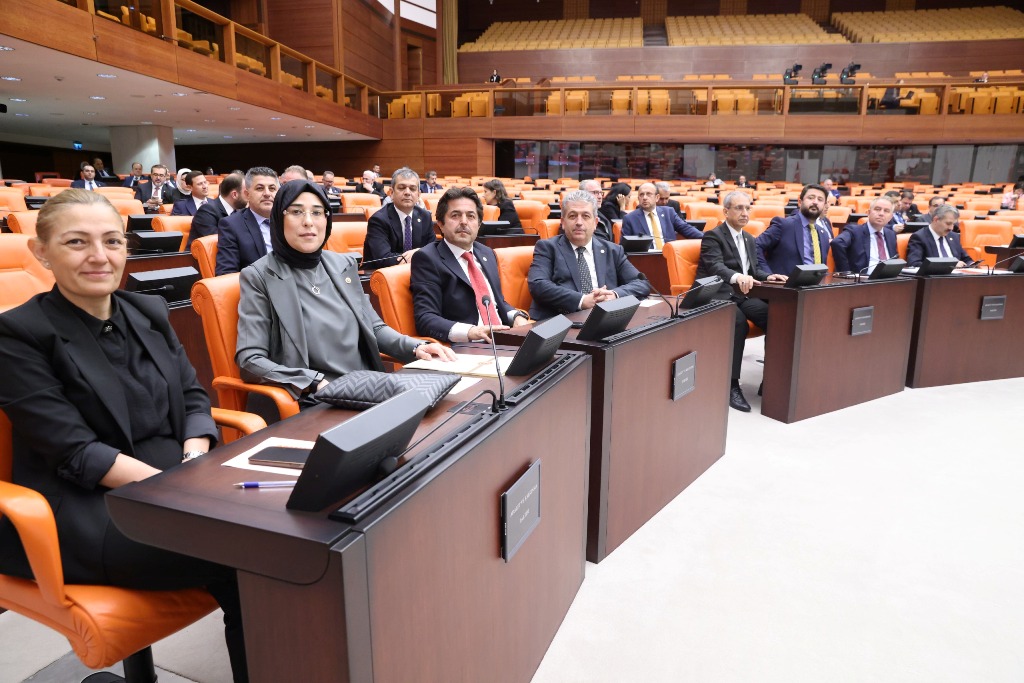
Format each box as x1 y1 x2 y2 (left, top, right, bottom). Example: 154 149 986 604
831 196 899 274
411 187 531 343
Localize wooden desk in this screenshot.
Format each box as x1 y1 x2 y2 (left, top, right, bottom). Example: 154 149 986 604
907 272 1024 388
478 233 540 249
984 245 1024 267
108 354 591 682
627 251 672 296
754 276 917 423
496 301 733 563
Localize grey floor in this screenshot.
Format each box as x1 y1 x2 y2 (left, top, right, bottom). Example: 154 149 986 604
3 337 1023 683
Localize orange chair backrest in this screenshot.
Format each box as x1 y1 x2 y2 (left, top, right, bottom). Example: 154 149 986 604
535 219 562 240
190 274 242 382
421 195 440 213
0 234 56 313
369 265 418 337
152 215 192 252
6 211 39 236
340 193 382 213
685 202 725 221
325 222 368 254
896 233 911 260
964 197 1000 213
0 189 29 213
749 205 784 221
42 178 73 187
494 246 535 312
519 190 557 204
107 198 146 217
960 219 1013 266
827 205 853 225
94 187 135 199
743 220 766 237
512 200 551 231
662 239 702 296
482 204 500 222
191 235 219 279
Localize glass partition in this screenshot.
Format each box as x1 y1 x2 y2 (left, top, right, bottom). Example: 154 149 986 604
175 5 224 62
279 53 306 91
315 69 339 104
343 79 362 112
234 34 269 78
788 86 861 114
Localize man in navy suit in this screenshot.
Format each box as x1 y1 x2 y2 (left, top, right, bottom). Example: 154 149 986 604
906 205 972 268
756 183 832 275
187 173 246 248
419 170 443 194
527 189 650 321
655 182 684 218
696 190 788 412
171 171 210 217
621 182 702 247
363 167 436 268
215 167 278 275
134 164 181 212
122 162 148 189
69 163 100 190
831 196 900 275
411 187 530 343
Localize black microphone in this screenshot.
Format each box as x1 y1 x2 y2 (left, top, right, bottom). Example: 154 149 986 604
357 253 416 270
987 252 1024 274
480 295 507 412
134 284 175 294
636 272 676 318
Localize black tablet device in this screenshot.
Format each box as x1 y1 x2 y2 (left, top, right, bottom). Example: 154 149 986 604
124 266 200 304
576 296 640 342
504 315 572 376
784 264 828 288
620 235 654 253
868 258 906 280
127 230 183 254
917 257 958 276
286 390 431 512
901 221 928 233
1008 235 1024 248
478 220 512 236
678 275 721 308
126 214 155 232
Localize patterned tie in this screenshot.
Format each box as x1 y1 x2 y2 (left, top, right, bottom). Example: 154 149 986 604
874 231 887 261
937 235 949 257
462 252 500 325
646 211 665 249
576 246 593 294
403 215 413 252
808 222 822 264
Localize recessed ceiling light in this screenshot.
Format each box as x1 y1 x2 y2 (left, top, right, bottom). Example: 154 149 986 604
140 121 152 124
243 127 255 130
0 46 14 51
97 73 117 79
304 125 315 128
14 113 28 117
203 119 215 122
49 112 65 116
277 134 286 137
228 106 240 111
223 135 233 139
184 128 197 132
10 97 26 102
1 76 21 81
269 116 281 120
85 112 97 115
89 95 105 100
153 109 167 112
172 92 187 97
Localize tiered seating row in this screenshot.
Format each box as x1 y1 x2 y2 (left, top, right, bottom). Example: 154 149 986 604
460 18 643 52
667 14 845 46
833 6 1024 43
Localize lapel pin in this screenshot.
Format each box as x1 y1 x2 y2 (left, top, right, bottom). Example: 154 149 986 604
600 249 606 254
345 277 352 284
482 256 488 262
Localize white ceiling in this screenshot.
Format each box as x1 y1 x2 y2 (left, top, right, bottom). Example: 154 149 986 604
0 34 374 151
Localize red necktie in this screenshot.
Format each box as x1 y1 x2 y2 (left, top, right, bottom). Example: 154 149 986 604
462 252 500 326
874 231 887 260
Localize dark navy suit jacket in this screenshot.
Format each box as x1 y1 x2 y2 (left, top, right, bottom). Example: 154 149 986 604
527 234 650 320
621 206 702 241
187 198 229 248
756 213 833 275
170 197 201 217
216 208 269 275
830 223 899 273
906 228 971 266
410 239 518 342
363 204 436 268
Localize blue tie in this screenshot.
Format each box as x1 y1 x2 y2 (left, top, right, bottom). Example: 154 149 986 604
403 215 413 252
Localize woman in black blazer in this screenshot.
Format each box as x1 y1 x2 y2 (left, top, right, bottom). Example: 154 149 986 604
600 182 632 223
482 179 524 232
0 190 248 682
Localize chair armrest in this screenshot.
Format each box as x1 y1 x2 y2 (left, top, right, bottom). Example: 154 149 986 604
211 408 267 436
212 377 301 419
0 481 69 607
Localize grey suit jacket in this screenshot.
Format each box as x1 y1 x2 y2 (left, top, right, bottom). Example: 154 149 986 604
236 251 421 398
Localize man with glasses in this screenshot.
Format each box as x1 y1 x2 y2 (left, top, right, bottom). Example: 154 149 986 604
622 182 702 248
579 179 613 241
135 164 181 212
695 190 787 412
916 196 946 222
363 167 435 268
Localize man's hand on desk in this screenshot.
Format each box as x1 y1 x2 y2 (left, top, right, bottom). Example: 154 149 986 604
581 287 617 309
765 273 788 284
511 315 532 328
467 325 508 343
416 342 458 361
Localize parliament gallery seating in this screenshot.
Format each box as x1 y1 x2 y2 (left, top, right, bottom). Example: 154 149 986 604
191 235 218 280
340 193 382 213
959 219 1013 266
513 200 551 232
325 222 368 255
494 246 535 312
152 215 193 252
5 211 39 236
0 234 54 313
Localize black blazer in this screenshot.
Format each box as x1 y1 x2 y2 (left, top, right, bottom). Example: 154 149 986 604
363 203 436 268
495 199 524 232
216 208 269 275
170 197 201 217
135 181 181 205
831 223 899 273
410 240 519 342
187 198 229 248
906 228 970 266
0 290 214 583
527 234 650 320
695 224 772 301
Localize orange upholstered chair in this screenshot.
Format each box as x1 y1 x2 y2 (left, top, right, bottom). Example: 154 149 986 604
190 235 218 279
94 186 135 199
749 205 785 222
0 188 29 214
964 197 1001 213
340 193 382 214
482 204 500 222
826 205 852 227
519 190 558 204
325 222 368 254
513 200 551 231
151 215 193 252
421 195 440 213
0 405 264 682
743 219 766 237
41 178 73 187
959 219 1013 266
191 274 300 422
0 234 55 312
369 264 430 340
685 202 725 222
494 246 535 311
535 219 562 240
107 198 146 217
896 233 911 260
662 239 702 296
6 211 39 236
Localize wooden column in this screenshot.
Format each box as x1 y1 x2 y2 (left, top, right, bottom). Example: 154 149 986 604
564 0 589 20
393 0 403 90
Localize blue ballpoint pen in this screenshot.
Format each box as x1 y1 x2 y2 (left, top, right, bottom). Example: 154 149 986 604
234 481 296 489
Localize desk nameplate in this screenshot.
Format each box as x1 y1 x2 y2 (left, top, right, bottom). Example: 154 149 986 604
501 460 541 561
672 351 697 400
851 306 874 336
980 295 1007 320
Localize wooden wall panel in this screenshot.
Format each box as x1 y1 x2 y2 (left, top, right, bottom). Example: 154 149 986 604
401 19 438 88
565 0 590 20
344 0 397 91
0 0 97 60
175 49 240 100
233 69 286 110
591 0 640 18
666 0 722 16
750 0 802 12
829 0 885 11
641 0 668 25
266 0 335 66
719 0 747 16
93 20 179 84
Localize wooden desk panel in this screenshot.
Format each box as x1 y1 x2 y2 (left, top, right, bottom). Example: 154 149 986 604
907 273 1024 388
108 354 590 682
497 301 733 562
755 277 917 423
627 252 672 297
478 233 540 249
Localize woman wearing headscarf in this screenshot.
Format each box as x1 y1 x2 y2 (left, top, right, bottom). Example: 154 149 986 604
235 180 454 405
599 182 631 223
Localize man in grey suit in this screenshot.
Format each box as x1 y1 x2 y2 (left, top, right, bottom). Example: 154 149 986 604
527 189 650 321
696 190 787 412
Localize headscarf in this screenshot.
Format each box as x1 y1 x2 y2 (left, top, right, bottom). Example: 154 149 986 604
269 179 333 270
176 168 192 195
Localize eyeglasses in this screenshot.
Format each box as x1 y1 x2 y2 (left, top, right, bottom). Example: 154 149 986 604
285 208 326 219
